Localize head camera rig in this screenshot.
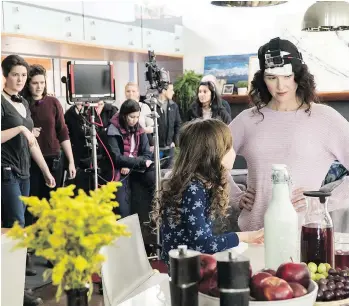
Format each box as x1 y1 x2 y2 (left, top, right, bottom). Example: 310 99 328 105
264 37 304 70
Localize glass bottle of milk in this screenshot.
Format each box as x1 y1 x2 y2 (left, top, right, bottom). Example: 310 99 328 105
264 164 299 270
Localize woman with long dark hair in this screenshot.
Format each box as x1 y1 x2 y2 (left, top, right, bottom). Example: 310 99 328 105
229 37 349 232
22 64 76 203
107 99 154 218
188 81 232 124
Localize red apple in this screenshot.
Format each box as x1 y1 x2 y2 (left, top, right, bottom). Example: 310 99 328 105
250 272 272 300
199 254 217 280
199 268 219 297
261 268 276 276
198 277 211 295
260 276 294 301
208 270 219 298
276 262 310 288
288 282 307 298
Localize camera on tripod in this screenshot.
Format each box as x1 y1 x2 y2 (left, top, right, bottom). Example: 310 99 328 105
145 50 170 94
143 50 171 259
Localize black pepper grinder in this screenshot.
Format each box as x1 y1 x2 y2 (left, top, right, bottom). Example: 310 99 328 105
169 245 201 306
216 250 251 306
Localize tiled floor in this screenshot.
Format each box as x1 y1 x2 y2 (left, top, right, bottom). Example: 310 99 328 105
35 284 104 306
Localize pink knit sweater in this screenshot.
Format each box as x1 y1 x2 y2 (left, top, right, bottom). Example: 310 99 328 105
229 103 349 231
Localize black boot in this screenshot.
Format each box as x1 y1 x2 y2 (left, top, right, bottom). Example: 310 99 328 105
26 253 37 276
46 260 54 268
23 290 43 306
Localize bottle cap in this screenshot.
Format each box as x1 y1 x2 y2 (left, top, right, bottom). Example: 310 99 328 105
271 164 291 184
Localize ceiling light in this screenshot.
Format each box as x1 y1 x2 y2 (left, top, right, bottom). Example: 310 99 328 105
302 1 349 32
211 1 287 7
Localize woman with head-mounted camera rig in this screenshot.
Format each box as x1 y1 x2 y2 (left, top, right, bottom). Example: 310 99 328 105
188 80 232 124
228 37 349 232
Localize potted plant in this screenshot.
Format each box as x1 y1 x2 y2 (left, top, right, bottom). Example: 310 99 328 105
173 70 203 121
7 182 130 306
236 80 249 95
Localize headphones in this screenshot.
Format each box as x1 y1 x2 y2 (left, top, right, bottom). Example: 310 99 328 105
3 89 23 102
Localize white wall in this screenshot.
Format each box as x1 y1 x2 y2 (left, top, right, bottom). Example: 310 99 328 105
176 0 349 91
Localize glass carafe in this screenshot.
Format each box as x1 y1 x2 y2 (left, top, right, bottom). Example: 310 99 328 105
300 191 334 267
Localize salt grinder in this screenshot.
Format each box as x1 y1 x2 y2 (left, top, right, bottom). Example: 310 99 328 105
169 245 201 306
216 250 250 306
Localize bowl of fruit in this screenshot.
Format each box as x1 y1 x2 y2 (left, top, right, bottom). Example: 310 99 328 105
307 262 349 305
198 254 318 305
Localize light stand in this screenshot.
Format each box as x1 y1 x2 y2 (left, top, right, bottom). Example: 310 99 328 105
145 93 162 260
61 74 101 191
85 104 99 190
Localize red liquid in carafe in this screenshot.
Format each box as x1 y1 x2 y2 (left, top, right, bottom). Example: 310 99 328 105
335 251 349 270
301 225 334 266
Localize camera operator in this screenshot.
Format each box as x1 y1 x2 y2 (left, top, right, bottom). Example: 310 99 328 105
64 103 91 192
107 99 154 218
21 64 76 205
156 82 181 169
94 100 118 128
64 100 117 191
94 100 118 184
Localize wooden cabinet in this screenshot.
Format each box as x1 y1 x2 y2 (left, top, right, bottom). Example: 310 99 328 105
142 27 181 54
18 1 83 14
84 17 141 50
2 2 84 42
174 25 184 54
2 1 183 56
83 1 137 23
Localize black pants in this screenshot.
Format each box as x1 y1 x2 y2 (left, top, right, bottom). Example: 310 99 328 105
160 148 175 169
115 170 156 244
26 154 64 226
115 170 155 218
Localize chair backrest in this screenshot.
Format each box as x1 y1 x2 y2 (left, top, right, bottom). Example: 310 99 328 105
101 214 154 306
1 234 27 306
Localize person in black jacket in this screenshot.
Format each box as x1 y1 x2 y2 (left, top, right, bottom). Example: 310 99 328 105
156 83 182 169
201 74 232 115
95 100 118 128
188 81 232 124
107 99 154 218
64 101 118 192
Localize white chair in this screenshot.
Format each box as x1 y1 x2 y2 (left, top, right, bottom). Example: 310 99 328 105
101 214 169 306
1 233 27 306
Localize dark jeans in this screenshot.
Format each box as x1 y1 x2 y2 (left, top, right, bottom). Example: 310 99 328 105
115 170 155 219
29 154 64 199
160 147 175 169
1 169 30 228
26 154 64 226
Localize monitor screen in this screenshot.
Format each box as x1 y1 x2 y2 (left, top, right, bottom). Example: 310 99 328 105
68 61 114 101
